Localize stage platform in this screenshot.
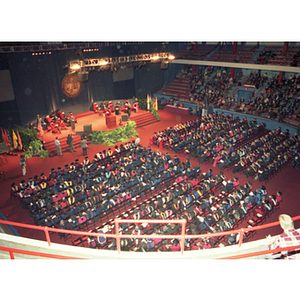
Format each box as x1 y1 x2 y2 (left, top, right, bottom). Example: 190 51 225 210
41 109 159 155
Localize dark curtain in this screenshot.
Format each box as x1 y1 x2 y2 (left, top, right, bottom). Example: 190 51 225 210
1 42 182 127
114 79 135 99
6 50 116 126
0 53 21 128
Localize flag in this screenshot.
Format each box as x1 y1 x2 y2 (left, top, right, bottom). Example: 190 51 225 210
2 128 9 146
6 130 12 147
1 128 6 145
17 130 23 150
154 97 158 111
147 94 150 111
12 129 18 149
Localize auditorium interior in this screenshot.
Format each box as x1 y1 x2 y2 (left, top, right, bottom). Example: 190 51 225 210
0 41 300 265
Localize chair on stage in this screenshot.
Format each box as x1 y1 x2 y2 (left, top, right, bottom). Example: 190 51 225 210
132 103 139 113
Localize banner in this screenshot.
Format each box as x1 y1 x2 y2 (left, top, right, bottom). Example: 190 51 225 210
1 128 6 145
12 129 18 149
17 130 23 150
6 130 12 147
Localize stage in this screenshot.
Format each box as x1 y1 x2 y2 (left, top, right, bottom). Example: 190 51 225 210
41 110 129 145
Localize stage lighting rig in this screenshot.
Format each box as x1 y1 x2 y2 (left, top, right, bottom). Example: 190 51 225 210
65 52 175 74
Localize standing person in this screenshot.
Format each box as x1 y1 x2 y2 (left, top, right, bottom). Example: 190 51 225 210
80 137 88 156
67 134 76 152
196 102 202 117
127 103 131 120
54 137 63 156
20 154 26 176
268 214 300 259
135 135 140 147
70 115 75 131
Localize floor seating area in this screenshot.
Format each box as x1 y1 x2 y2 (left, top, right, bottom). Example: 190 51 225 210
80 167 283 252
10 138 203 245
150 112 265 166
7 104 298 252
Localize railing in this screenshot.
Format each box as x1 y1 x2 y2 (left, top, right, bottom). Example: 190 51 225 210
0 215 300 259
283 115 300 127
0 246 82 259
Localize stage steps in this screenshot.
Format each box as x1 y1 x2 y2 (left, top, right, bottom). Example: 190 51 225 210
130 111 159 128
43 135 82 156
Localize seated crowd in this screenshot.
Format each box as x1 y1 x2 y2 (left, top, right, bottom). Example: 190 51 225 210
165 63 300 128
151 111 299 183
234 74 300 121
85 167 282 252
11 140 201 241
150 112 266 166
93 99 139 115
11 109 290 252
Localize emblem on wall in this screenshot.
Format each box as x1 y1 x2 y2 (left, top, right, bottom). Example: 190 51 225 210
61 73 83 98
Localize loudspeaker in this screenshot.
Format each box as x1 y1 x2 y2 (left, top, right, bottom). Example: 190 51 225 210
121 114 128 121
77 71 89 81
160 60 168 69
83 124 92 133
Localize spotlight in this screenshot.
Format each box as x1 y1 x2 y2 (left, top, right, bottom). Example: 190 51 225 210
99 60 108 66
151 55 160 61
69 61 81 71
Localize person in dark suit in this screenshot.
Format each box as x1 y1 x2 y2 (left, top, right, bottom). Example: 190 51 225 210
80 137 88 156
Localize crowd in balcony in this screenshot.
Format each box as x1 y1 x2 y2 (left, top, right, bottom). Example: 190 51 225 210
163 48 300 127
235 73 300 121
242 71 269 89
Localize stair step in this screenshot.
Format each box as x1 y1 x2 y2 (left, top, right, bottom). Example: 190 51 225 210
44 135 82 156
131 112 159 128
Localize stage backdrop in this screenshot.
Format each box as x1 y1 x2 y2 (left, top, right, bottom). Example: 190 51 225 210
0 42 184 128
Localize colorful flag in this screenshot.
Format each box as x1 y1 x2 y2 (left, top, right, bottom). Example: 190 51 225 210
1 128 6 145
16 130 23 150
6 130 12 147
12 129 18 149
3 128 9 146
147 94 150 111
154 97 158 111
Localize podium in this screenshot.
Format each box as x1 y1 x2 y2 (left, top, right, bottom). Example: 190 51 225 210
106 115 116 128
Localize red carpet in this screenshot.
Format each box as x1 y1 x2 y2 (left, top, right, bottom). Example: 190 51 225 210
0 108 299 246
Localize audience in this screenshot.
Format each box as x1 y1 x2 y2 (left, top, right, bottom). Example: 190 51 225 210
12 46 300 253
